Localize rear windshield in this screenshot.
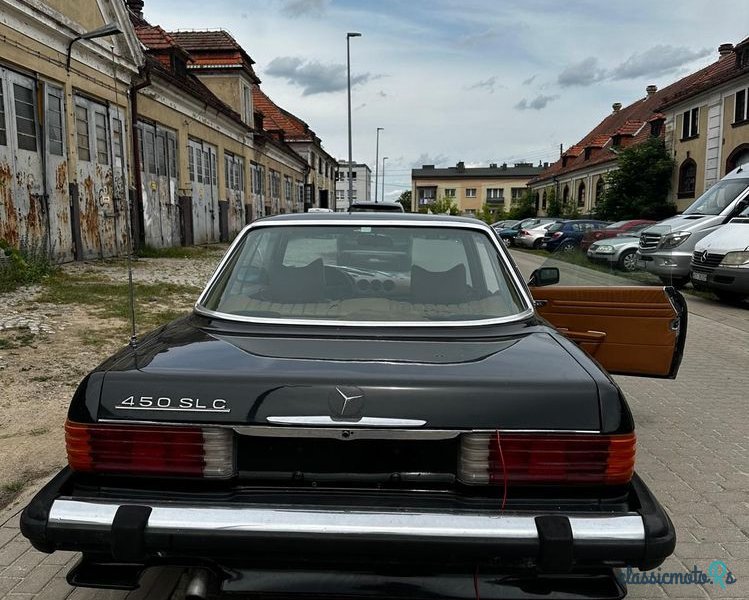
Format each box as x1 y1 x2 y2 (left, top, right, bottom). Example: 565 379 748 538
606 220 629 229
200 225 528 323
683 178 749 215
547 222 565 233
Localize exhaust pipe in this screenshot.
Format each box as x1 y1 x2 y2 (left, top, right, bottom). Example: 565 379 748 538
185 568 212 600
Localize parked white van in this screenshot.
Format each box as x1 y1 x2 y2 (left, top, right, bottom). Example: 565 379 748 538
690 206 749 303
636 166 749 287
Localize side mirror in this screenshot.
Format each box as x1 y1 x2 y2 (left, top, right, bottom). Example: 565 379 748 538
528 267 559 287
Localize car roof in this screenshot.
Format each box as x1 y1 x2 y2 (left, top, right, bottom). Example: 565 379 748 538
255 212 485 225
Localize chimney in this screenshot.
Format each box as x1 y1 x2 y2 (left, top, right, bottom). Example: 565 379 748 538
489 162 497 168
126 0 144 17
501 162 507 170
646 84 657 96
612 102 622 113
718 43 734 57
422 164 434 169
456 161 465 172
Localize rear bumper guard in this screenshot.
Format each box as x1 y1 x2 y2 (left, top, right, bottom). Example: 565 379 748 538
21 470 674 574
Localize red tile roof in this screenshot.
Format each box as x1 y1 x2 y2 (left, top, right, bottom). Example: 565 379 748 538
169 30 259 81
251 84 314 143
531 38 749 185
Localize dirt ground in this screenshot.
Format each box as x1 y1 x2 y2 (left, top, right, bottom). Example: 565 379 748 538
0 247 227 507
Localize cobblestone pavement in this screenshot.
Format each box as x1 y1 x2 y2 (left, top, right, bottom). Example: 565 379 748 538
0 250 746 599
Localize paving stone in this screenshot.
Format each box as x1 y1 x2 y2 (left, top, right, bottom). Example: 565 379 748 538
9 565 63 594
0 543 29 568
32 576 75 600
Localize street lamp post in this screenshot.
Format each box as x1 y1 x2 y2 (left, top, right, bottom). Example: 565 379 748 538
374 127 383 202
346 32 361 207
381 156 388 203
66 22 123 71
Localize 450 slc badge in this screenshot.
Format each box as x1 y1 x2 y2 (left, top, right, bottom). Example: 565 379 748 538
115 395 230 413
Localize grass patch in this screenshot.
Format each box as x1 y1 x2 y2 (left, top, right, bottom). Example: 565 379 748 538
0 338 12 350
137 245 217 259
0 242 57 293
1 480 24 494
37 272 201 332
28 427 49 437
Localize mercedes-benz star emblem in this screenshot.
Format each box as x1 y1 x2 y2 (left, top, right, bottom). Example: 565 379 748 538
328 386 365 420
701 250 709 263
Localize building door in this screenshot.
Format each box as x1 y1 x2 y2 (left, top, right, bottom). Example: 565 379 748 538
224 152 245 239
73 94 127 259
0 68 47 256
137 122 178 249
188 138 218 244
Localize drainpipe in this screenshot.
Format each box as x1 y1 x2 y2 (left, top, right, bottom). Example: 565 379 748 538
34 76 53 259
129 66 151 249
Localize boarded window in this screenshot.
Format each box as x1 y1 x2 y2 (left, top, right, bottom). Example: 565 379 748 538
210 152 217 185
47 88 64 156
188 146 195 181
94 112 108 164
76 105 90 161
156 132 166 175
13 82 37 152
168 136 177 178
196 147 203 183
144 129 155 174
112 118 124 166
0 81 7 146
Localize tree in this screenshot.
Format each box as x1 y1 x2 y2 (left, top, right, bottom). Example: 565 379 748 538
508 190 537 220
596 138 676 220
477 204 504 224
397 190 412 212
546 187 562 217
420 196 460 215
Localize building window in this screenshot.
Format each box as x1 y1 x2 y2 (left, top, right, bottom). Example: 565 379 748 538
47 88 64 156
577 181 585 207
735 88 748 124
511 187 524 201
445 188 456 197
486 188 504 202
0 81 6 146
595 178 605 204
167 135 177 178
584 147 592 160
13 82 37 152
113 118 125 167
75 105 90 161
318 156 322 174
270 169 280 198
681 107 699 140
650 119 663 137
466 188 476 198
562 184 569 204
678 159 697 198
94 112 109 164
156 133 167 175
196 146 203 183
242 84 252 124
541 190 547 209
188 146 195 182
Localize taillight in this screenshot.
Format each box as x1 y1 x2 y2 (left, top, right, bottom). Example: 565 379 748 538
551 232 563 239
65 420 235 478
458 432 635 485
519 230 530 236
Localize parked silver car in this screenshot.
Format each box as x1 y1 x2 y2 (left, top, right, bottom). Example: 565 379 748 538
514 221 562 249
587 235 641 272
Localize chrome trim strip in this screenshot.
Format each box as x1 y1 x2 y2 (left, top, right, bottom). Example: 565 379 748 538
48 499 645 541
193 218 536 327
95 421 601 437
265 416 427 427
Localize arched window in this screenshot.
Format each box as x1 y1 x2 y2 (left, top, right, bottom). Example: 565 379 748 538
726 144 749 172
562 184 569 204
678 159 697 199
542 190 547 209
577 182 586 207
595 178 605 204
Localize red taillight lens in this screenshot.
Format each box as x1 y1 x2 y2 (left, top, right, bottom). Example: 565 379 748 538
519 230 530 236
459 433 635 486
551 232 563 239
65 420 234 478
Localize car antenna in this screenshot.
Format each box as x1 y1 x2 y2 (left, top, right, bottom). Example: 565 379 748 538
111 44 138 349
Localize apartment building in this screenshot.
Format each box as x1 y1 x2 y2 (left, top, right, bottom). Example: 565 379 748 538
335 161 372 210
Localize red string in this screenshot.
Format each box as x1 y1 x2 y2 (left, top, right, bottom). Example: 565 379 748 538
496 430 508 511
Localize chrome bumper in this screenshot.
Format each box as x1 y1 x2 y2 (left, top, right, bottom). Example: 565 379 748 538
48 498 645 542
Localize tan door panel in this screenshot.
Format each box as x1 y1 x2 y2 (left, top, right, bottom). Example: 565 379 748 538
531 286 687 378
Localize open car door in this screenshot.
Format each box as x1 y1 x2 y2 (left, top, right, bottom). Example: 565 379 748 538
531 285 687 378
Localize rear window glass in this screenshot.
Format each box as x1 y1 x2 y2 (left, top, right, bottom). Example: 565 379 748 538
200 225 527 323
606 221 629 229
547 222 565 233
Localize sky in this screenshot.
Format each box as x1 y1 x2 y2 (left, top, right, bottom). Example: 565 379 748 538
142 0 748 200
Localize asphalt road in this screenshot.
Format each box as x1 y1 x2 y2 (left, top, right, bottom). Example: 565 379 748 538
1 249 747 599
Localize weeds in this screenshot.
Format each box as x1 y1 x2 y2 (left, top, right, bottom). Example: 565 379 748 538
137 245 218 259
0 240 56 293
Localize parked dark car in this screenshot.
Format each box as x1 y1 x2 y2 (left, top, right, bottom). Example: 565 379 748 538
22 214 685 599
542 219 610 252
349 201 405 212
580 219 656 252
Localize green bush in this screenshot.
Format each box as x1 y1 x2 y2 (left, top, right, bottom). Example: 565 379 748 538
0 240 56 293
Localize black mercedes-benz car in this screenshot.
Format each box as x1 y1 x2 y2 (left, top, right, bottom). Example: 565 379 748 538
21 213 686 599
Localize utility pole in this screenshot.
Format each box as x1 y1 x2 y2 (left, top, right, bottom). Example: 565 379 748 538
374 127 383 202
381 156 388 203
346 32 361 207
